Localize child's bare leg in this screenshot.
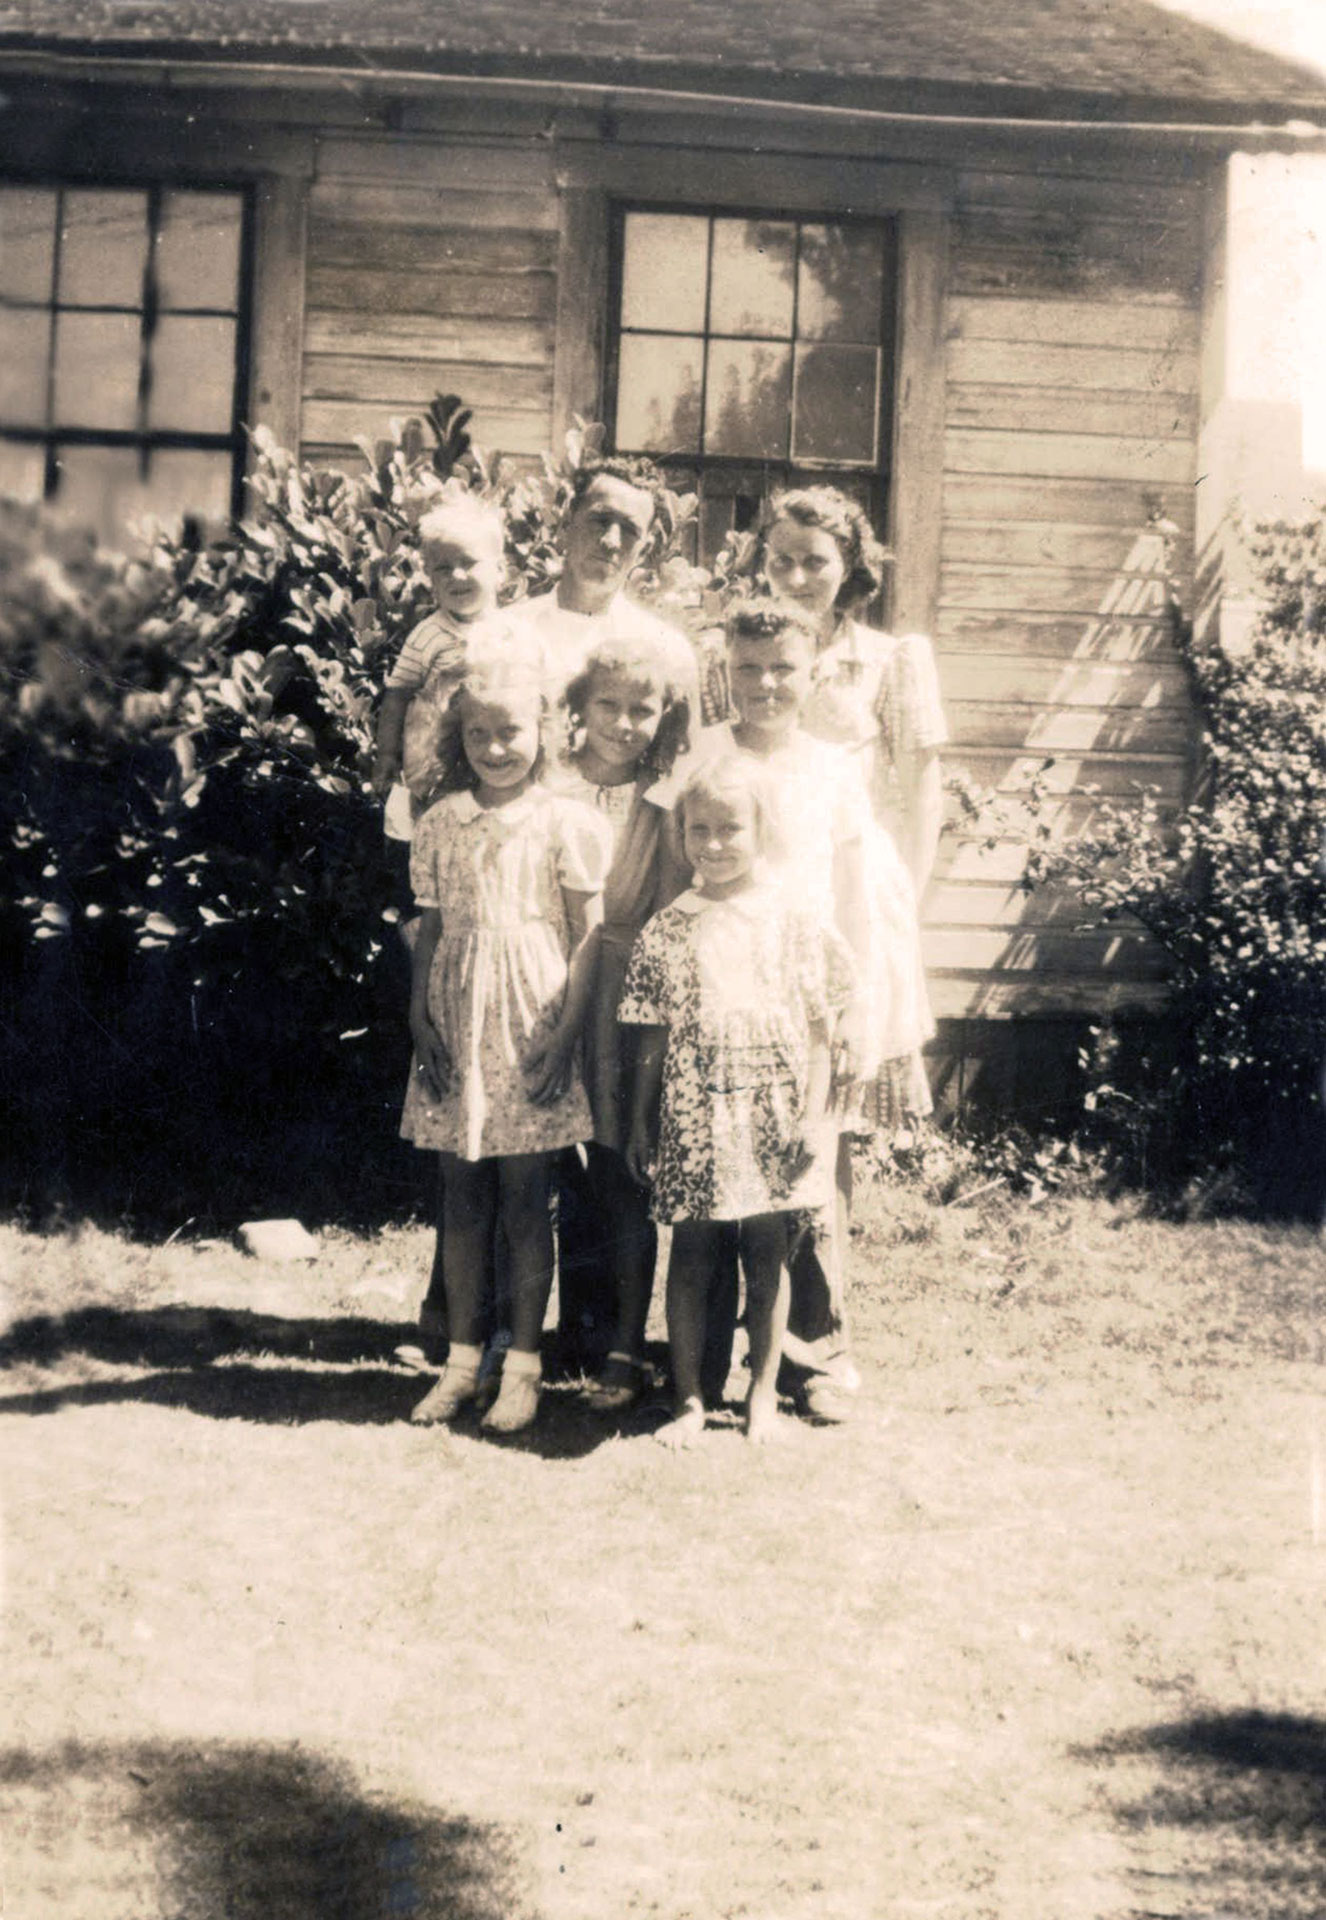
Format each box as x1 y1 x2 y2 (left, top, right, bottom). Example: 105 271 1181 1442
412 1155 494 1423
496 1152 556 1353
658 1220 718 1446
438 1156 496 1344
483 1153 555 1433
739 1212 792 1444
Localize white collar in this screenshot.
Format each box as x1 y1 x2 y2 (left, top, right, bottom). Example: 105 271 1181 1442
448 787 540 826
672 879 780 919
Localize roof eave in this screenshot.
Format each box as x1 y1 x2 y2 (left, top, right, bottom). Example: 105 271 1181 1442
1 38 1324 146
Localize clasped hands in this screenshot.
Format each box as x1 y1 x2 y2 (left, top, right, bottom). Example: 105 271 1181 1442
408 1010 575 1108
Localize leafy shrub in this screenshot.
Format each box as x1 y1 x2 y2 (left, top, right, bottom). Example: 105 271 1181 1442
1026 512 1326 1211
0 405 704 1228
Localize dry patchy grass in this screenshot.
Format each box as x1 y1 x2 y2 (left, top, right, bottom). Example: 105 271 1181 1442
3 1179 1326 1918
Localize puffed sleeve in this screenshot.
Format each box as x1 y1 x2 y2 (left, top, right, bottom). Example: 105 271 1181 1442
554 795 614 895
877 631 948 759
787 910 857 1027
618 910 674 1027
408 801 445 909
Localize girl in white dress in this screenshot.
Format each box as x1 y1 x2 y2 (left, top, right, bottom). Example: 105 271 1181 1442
402 640 612 1433
759 486 947 1129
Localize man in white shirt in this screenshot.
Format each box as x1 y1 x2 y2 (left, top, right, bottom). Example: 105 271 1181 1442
520 455 697 711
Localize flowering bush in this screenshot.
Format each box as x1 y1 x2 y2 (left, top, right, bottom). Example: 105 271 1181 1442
1025 512 1326 1207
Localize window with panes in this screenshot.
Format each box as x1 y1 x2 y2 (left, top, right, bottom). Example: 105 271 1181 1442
0 183 251 548
607 206 897 580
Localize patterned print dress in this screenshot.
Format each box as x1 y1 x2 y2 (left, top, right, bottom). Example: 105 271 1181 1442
618 884 855 1223
399 787 613 1160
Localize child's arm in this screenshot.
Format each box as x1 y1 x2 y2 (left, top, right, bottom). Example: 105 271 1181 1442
525 887 605 1105
625 1025 668 1187
372 686 412 796
408 907 451 1100
802 1017 832 1140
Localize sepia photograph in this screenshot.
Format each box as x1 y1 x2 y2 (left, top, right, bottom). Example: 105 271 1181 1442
4 1 1326 1912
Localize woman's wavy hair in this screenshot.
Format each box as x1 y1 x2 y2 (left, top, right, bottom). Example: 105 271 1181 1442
756 485 891 615
561 635 693 780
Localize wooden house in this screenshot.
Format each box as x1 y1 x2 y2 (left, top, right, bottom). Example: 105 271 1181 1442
4 0 1326 1109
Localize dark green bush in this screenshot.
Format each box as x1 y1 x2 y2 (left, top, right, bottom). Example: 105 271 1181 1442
0 407 701 1228
1028 513 1326 1212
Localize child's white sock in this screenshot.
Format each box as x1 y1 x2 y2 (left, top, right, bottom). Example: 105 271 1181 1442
444 1342 483 1376
502 1346 542 1378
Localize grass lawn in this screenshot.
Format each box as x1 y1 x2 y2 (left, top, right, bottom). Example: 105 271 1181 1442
3 1173 1326 1919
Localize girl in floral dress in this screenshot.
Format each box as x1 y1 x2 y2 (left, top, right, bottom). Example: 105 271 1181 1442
548 632 693 1410
401 638 612 1434
620 755 855 1447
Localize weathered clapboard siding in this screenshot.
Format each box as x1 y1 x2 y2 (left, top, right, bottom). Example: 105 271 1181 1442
933 164 1202 1028
300 132 559 465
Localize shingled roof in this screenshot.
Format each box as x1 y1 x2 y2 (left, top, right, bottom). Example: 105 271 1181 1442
1 0 1324 123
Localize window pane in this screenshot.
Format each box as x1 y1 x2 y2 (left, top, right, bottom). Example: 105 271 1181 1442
704 340 791 458
709 220 795 337
0 188 57 302
52 443 143 548
140 446 234 532
157 191 243 311
53 443 233 549
615 333 703 454
0 437 46 500
620 212 707 333
52 311 142 429
149 314 237 432
793 343 879 465
0 310 52 427
59 191 148 308
797 225 885 341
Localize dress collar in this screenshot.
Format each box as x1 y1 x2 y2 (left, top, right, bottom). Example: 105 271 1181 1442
672 878 780 920
448 787 540 827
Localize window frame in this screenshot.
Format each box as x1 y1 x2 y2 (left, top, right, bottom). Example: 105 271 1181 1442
0 175 257 522
603 197 899 561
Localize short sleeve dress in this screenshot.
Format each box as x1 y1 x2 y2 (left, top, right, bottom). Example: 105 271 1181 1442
802 623 949 1126
399 787 613 1161
618 884 856 1223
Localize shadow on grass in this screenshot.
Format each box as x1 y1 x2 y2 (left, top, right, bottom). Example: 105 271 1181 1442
0 1365 423 1425
0 1307 662 1455
1079 1710 1326 1916
1 1738 540 1919
0 1304 418 1371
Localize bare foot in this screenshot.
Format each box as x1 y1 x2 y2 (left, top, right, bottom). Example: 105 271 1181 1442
655 1397 707 1450
744 1396 784 1445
